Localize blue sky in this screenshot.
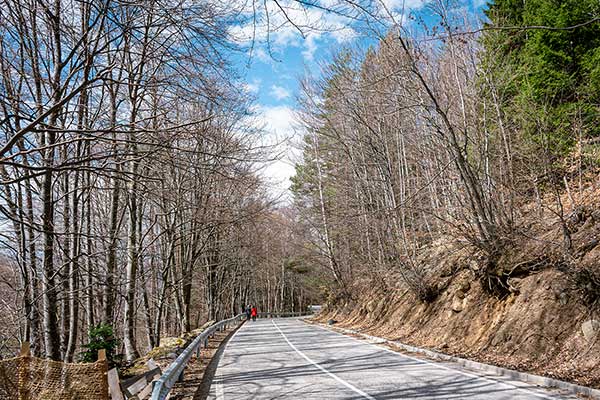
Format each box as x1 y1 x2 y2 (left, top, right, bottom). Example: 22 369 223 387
231 0 488 198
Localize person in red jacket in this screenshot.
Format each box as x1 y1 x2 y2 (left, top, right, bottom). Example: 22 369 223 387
251 305 257 321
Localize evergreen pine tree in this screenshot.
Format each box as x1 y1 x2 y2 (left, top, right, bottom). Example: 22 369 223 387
483 0 600 156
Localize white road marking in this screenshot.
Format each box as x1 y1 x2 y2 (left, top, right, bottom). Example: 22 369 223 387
214 321 247 400
215 380 225 400
272 320 377 400
309 322 561 400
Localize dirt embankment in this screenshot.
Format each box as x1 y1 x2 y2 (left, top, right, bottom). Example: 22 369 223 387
318 186 600 388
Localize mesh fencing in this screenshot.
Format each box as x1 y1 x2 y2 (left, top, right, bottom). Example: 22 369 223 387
0 355 108 400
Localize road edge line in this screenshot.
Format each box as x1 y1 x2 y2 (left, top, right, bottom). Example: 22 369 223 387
306 321 558 400
205 321 246 400
215 380 224 400
307 320 600 400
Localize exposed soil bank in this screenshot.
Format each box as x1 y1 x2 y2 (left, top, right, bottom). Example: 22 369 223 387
318 183 600 388
318 265 600 388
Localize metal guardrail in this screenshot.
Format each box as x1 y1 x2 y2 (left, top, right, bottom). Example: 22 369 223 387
150 310 313 399
257 311 313 318
150 313 244 400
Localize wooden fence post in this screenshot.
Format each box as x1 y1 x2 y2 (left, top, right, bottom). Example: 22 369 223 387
98 349 110 399
19 342 30 357
107 368 124 400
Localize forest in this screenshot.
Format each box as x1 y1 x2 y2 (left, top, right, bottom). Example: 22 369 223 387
1 0 599 375
290 1 600 383
292 0 600 304
0 0 322 363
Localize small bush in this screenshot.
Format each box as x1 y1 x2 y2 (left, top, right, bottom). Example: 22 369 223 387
80 323 122 368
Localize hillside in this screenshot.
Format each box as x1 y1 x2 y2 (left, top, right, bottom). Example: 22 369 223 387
317 181 600 388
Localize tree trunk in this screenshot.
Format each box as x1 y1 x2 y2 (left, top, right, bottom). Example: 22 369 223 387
124 181 140 361
41 135 60 360
65 162 81 362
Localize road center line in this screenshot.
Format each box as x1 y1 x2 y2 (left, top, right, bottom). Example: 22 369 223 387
272 320 377 400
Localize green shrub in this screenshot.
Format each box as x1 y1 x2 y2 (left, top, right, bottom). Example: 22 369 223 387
79 323 122 368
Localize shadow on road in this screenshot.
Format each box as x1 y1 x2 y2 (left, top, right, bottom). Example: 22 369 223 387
192 322 246 400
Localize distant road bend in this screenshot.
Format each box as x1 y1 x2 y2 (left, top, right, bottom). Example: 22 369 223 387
208 318 578 400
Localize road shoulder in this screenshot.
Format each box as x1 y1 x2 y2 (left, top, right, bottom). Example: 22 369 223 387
170 322 245 400
304 319 600 400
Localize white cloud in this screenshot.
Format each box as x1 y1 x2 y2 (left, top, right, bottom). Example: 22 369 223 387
381 0 427 12
245 78 261 94
259 105 296 135
228 24 255 43
229 0 355 51
370 0 430 26
271 85 291 100
302 34 319 61
331 26 358 43
254 47 271 63
229 0 433 65
255 105 301 198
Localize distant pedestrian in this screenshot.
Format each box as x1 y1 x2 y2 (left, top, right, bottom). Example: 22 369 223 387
245 305 252 321
251 305 257 321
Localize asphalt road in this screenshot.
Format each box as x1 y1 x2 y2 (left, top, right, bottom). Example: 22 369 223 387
208 318 577 400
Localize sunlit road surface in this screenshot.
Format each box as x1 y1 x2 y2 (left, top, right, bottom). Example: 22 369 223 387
208 318 577 400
